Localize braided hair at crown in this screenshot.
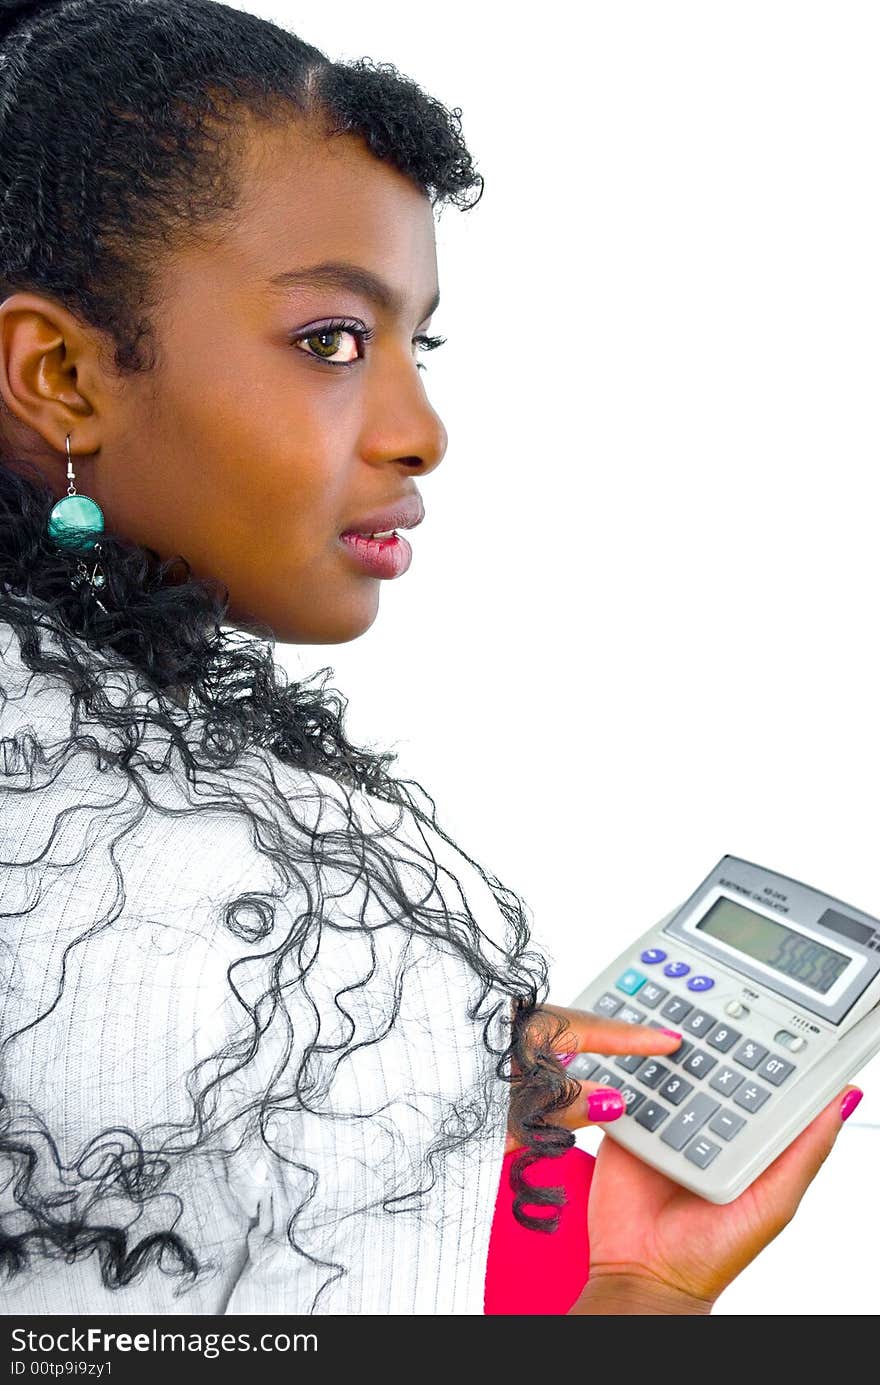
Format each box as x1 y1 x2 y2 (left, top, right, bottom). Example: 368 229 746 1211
0 0 582 1303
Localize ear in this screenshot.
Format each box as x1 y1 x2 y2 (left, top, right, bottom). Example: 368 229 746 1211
0 290 103 464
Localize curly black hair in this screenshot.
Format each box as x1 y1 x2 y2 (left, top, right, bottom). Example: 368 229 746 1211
0 0 583 1305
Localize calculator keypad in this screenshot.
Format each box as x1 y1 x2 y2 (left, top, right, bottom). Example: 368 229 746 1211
619 1085 645 1114
595 992 623 1017
660 1093 720 1150
593 1067 624 1090
664 960 691 978
614 1052 645 1074
567 1053 600 1080
706 1024 741 1053
682 1009 716 1038
618 1004 645 1024
757 1055 795 1086
709 1065 743 1096
659 996 692 1024
732 1039 767 1069
640 948 667 965
636 1059 670 1090
658 1074 693 1106
685 1135 721 1167
617 968 646 994
733 1081 771 1113
682 1049 717 1080
635 1100 669 1132
586 950 801 1178
709 1109 746 1141
638 982 669 1009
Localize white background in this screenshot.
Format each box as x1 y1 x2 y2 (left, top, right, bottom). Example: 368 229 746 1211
240 1 880 1313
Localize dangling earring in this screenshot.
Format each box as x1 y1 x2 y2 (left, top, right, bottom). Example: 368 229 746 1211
46 433 109 614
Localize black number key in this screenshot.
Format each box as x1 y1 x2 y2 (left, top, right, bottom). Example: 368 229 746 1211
658 1073 693 1106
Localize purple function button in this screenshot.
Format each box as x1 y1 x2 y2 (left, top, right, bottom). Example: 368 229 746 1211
640 948 667 965
687 975 715 993
663 960 691 979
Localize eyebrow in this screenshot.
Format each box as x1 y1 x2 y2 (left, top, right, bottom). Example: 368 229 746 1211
267 260 440 323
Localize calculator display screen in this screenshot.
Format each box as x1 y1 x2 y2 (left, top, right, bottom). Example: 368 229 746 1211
696 897 851 995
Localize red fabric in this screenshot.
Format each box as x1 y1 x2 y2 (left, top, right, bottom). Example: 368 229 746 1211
483 1145 595 1314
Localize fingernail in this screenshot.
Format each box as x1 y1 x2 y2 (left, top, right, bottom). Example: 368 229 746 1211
840 1088 864 1122
587 1087 626 1121
660 1029 682 1040
556 1049 577 1067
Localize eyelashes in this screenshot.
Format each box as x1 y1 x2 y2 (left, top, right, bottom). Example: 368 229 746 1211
289 318 447 372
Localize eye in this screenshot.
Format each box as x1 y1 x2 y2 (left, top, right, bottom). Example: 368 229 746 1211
291 319 373 365
289 320 448 371
412 333 447 372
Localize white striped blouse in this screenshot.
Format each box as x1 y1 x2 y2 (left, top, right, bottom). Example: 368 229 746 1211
0 612 514 1314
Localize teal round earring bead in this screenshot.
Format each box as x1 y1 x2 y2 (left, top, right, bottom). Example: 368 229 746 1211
47 495 105 552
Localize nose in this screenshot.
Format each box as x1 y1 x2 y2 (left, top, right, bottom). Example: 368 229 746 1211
360 358 449 477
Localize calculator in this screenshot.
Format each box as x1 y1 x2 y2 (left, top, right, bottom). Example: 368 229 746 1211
568 854 880 1203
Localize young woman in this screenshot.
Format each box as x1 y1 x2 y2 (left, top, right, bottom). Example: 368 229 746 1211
0 0 860 1316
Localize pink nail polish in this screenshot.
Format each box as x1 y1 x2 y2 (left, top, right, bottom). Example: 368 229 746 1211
840 1088 863 1122
587 1087 626 1121
556 1049 577 1067
660 1029 682 1040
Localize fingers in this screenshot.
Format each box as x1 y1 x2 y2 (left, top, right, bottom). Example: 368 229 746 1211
544 1009 684 1061
504 1080 629 1153
557 1080 628 1128
506 1001 696 1158
514 1003 684 1074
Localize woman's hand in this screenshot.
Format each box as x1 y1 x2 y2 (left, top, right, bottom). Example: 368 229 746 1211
505 1002 684 1154
569 1082 861 1314
508 1002 860 1314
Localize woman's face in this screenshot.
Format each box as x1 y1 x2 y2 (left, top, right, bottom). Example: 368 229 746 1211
0 115 448 644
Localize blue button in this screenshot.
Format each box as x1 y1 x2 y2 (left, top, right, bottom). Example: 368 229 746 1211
640 948 667 965
687 975 715 992
615 968 646 995
664 960 691 978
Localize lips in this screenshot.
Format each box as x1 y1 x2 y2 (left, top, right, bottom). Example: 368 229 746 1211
340 493 425 538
